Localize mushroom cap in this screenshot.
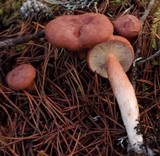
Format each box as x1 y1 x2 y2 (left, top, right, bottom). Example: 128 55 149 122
6 64 36 90
45 13 113 51
113 14 141 38
87 35 134 78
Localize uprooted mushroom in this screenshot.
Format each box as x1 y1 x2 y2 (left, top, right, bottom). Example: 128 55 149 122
87 35 154 155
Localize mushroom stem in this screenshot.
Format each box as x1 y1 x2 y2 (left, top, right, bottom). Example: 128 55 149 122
105 54 143 152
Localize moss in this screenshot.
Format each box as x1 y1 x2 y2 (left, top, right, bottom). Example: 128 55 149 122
0 0 22 26
0 8 3 16
16 44 23 52
151 7 160 49
12 1 21 11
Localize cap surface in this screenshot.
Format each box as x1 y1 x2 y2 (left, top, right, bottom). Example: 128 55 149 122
113 14 141 38
87 35 134 78
6 64 36 90
45 13 113 51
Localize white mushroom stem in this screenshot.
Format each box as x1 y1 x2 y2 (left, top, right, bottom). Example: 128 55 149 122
105 53 144 152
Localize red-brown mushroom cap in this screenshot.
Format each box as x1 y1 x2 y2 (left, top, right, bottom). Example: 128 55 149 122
113 14 142 38
87 35 134 78
6 64 36 90
45 13 114 51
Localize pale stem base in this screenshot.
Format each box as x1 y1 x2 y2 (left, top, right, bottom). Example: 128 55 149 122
105 54 144 153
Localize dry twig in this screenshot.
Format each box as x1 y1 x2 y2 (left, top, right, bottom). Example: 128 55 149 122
131 0 155 89
136 49 160 65
0 30 45 49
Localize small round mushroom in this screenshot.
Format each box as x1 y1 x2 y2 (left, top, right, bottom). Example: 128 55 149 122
112 14 142 38
45 13 113 51
6 64 36 91
87 35 144 153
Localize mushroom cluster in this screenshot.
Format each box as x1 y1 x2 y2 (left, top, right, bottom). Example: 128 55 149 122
44 12 153 155
5 12 153 155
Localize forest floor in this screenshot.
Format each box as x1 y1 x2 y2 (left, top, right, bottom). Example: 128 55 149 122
0 0 159 155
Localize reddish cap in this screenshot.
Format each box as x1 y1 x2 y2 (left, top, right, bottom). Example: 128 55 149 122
87 35 134 78
45 13 113 51
113 14 141 38
6 64 36 90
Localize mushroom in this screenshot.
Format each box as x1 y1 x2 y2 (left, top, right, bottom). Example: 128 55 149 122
45 13 113 51
6 64 36 91
87 35 144 153
112 14 142 38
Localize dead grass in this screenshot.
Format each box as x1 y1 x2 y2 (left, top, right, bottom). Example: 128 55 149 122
0 0 159 155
